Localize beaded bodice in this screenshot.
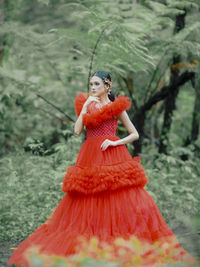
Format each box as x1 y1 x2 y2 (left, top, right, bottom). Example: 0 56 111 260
86 118 118 138
74 92 132 137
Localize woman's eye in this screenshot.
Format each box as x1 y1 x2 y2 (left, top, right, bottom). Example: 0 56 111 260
90 82 99 86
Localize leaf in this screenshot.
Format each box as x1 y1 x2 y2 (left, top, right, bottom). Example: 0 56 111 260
166 0 198 9
37 0 50 5
186 193 198 202
173 22 200 42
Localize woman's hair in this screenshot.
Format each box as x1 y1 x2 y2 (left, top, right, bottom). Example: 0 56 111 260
91 70 115 102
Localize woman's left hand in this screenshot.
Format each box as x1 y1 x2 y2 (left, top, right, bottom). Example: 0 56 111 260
100 139 117 151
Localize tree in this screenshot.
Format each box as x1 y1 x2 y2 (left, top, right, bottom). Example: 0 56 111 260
0 0 5 65
0 0 199 156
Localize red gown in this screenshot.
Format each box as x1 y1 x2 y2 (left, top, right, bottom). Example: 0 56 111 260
7 93 198 267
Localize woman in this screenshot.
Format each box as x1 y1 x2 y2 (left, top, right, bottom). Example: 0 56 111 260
8 70 198 266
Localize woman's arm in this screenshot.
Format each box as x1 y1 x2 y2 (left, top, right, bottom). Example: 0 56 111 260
115 110 139 146
100 110 139 151
74 106 87 136
74 95 100 136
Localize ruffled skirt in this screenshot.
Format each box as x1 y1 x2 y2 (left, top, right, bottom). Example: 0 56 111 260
62 135 149 194
7 135 198 266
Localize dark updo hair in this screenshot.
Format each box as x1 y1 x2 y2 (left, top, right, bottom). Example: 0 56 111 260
91 70 115 102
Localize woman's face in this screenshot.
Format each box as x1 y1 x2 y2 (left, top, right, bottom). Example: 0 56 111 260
89 76 108 97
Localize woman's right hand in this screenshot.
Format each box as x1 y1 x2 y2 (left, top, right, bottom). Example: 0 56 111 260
83 95 100 109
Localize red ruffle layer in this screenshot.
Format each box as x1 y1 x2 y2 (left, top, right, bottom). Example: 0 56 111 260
7 187 197 267
74 92 89 117
83 95 132 128
62 134 148 195
62 157 148 195
74 92 132 128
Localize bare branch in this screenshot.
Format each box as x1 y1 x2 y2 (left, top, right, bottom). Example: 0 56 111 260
142 71 195 112
36 93 75 122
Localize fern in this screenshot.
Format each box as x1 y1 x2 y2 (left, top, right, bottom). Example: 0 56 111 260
0 0 200 154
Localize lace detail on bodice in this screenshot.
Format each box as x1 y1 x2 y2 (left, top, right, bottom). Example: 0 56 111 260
86 118 118 138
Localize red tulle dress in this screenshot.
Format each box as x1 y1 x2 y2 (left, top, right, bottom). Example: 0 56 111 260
7 93 198 267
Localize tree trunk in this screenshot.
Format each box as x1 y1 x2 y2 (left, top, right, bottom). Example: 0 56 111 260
132 109 146 155
158 58 181 154
0 0 5 65
131 71 194 155
158 10 186 154
181 74 200 160
191 81 200 142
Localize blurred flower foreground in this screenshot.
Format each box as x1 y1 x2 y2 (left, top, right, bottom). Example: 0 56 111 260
24 234 198 267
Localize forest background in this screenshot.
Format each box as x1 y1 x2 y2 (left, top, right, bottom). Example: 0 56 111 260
0 0 200 266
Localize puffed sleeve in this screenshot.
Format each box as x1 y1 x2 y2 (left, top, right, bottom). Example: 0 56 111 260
110 95 132 116
74 92 89 117
82 94 132 128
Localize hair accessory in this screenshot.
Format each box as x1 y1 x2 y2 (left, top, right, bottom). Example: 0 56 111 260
104 78 113 88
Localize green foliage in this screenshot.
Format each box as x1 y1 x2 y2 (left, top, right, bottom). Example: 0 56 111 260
141 146 200 224
37 0 50 5
166 0 198 9
0 0 200 154
0 135 82 241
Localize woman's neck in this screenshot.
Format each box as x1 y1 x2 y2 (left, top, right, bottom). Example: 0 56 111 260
98 94 110 105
